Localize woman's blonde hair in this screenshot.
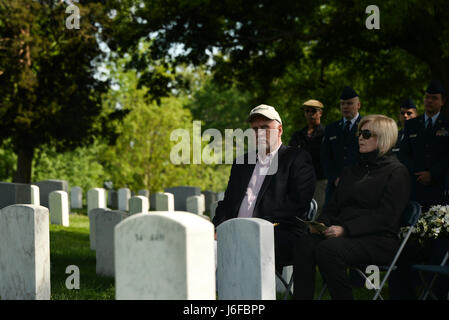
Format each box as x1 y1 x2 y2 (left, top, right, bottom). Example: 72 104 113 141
358 114 398 156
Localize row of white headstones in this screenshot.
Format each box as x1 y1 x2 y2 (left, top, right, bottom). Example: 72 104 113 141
0 200 288 300
47 187 223 227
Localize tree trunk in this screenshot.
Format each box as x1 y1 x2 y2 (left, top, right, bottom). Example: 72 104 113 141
13 147 34 184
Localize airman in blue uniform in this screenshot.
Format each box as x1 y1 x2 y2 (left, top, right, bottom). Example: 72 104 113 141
390 80 449 300
392 97 418 155
399 80 449 210
321 86 362 205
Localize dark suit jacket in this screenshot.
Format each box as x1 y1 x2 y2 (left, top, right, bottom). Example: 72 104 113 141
398 114 449 206
212 144 316 234
320 115 362 185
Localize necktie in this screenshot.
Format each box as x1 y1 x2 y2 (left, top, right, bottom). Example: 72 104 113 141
425 118 433 137
343 120 351 141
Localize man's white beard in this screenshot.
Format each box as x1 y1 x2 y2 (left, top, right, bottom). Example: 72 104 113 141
256 130 279 157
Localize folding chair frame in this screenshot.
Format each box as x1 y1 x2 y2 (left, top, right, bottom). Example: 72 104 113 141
414 250 449 300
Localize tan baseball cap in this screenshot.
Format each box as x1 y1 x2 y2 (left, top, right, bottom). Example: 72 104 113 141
303 99 324 109
247 104 282 124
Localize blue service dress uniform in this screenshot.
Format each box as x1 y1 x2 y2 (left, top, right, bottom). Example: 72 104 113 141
398 114 449 208
392 128 405 156
320 115 362 204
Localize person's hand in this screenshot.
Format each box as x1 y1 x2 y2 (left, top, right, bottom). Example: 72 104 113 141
415 171 432 186
309 223 326 234
334 177 340 187
214 231 217 240
323 225 345 238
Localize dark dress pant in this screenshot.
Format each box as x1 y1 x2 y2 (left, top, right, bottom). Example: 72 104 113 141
293 234 399 300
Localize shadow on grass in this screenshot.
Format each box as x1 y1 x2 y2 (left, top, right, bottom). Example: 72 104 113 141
50 229 90 245
276 271 390 300
70 207 88 216
50 219 114 300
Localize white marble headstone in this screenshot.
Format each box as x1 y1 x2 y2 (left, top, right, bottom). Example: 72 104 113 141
163 186 201 211
186 195 205 215
0 205 50 300
115 211 215 300
95 210 128 277
34 179 68 208
0 182 35 209
155 192 174 211
202 191 217 215
30 185 40 206
88 207 111 250
100 188 107 208
118 188 131 211
199 194 205 214
129 195 149 215
276 265 294 294
49 190 69 227
87 188 106 214
216 218 276 300
70 186 83 209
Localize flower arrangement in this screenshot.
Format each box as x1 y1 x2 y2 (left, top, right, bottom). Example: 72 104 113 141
400 205 449 244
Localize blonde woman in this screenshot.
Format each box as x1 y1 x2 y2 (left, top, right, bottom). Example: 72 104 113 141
293 114 411 300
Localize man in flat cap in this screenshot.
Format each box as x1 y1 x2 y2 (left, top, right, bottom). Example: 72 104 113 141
213 104 316 273
391 80 449 299
321 86 362 205
289 99 326 215
392 97 418 155
399 80 449 209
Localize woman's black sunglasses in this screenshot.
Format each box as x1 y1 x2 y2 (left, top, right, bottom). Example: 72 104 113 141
358 129 375 139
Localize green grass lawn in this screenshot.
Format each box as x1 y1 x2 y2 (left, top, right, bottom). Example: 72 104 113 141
49 210 114 300
49 209 389 300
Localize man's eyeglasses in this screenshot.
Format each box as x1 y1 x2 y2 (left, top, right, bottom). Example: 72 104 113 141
400 111 414 116
358 129 376 139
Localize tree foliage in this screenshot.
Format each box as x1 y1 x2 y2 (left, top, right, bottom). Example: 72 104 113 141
32 141 107 195
185 78 255 133
0 0 126 182
99 64 231 193
106 0 449 121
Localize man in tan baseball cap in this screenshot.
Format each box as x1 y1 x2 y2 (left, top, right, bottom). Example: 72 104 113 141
247 104 283 155
247 104 283 124
213 103 316 283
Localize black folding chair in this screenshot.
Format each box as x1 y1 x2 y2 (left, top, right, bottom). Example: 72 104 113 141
412 249 449 300
317 201 422 300
276 199 318 299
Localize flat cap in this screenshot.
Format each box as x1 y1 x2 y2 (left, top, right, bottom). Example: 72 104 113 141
303 99 324 109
